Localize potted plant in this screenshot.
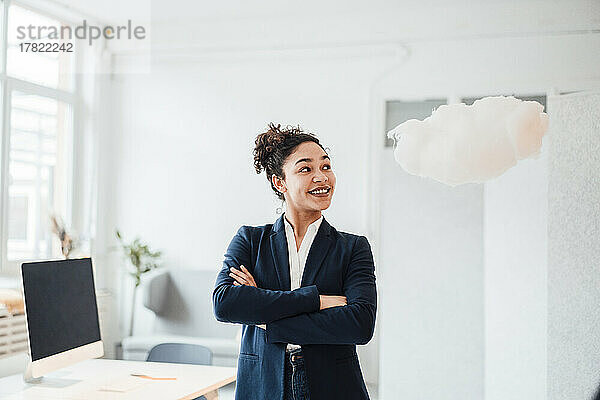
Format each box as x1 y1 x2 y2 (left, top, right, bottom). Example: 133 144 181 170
115 230 162 336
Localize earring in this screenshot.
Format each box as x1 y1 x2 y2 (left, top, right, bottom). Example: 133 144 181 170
276 199 284 214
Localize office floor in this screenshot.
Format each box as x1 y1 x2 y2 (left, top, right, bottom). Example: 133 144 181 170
218 382 379 399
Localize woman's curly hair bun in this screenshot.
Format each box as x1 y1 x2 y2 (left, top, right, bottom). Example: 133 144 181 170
254 123 302 174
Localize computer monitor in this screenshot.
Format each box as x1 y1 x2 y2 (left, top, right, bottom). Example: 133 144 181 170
21 258 104 381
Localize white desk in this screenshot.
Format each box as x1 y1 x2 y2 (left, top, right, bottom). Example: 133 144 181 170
0 359 236 400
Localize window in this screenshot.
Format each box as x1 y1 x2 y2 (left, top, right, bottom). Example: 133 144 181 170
385 99 447 147
0 1 77 271
7 5 73 90
461 95 546 110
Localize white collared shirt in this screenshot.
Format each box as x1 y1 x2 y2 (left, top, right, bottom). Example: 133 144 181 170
283 213 323 350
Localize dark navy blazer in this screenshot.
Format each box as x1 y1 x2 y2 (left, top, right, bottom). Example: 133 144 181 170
213 214 377 400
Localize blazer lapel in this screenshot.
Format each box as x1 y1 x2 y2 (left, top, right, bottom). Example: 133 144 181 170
301 217 333 287
270 214 291 291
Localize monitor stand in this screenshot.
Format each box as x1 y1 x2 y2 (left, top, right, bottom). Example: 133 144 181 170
23 359 81 387
21 342 104 384
23 356 41 383
23 356 78 385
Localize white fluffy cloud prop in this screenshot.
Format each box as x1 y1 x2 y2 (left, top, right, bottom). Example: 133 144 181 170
387 96 549 186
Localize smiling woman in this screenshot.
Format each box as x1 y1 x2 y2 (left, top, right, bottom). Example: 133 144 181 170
213 123 377 400
252 123 335 203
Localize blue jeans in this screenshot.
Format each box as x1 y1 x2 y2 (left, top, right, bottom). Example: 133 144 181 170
284 348 311 400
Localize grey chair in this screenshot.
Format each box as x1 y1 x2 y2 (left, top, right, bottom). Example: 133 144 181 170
146 342 213 365
146 343 213 400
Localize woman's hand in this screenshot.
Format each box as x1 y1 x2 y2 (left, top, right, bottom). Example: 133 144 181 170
229 266 264 329
229 265 257 287
319 295 347 310
230 265 345 314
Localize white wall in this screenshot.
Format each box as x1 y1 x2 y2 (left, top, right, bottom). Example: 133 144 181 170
484 155 548 400
109 58 385 248
378 149 484 400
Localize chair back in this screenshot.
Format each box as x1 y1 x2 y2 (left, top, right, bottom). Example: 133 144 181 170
146 343 213 365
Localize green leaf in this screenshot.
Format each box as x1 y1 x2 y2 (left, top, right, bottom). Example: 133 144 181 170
116 230 162 281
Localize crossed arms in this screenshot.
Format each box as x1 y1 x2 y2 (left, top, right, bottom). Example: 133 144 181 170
212 226 377 346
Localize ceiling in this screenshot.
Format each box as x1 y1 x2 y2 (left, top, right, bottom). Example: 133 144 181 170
47 0 591 25
43 0 599 51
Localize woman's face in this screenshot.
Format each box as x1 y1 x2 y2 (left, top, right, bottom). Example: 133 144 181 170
274 141 336 213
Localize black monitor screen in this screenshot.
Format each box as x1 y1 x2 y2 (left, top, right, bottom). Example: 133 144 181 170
22 258 101 361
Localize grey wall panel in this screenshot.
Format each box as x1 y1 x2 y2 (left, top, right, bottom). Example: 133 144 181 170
548 92 600 400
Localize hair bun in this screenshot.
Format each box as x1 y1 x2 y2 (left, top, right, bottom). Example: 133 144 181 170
253 123 299 174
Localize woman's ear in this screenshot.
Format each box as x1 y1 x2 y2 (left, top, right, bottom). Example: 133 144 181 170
272 174 286 193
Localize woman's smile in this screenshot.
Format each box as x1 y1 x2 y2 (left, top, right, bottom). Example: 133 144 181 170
307 185 332 197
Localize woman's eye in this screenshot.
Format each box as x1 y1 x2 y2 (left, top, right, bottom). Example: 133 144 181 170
300 167 310 172
323 164 331 170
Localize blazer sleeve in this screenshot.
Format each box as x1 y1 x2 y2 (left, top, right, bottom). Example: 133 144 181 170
213 226 320 325
265 235 377 345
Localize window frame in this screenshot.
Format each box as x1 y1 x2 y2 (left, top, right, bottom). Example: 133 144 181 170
0 0 80 275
